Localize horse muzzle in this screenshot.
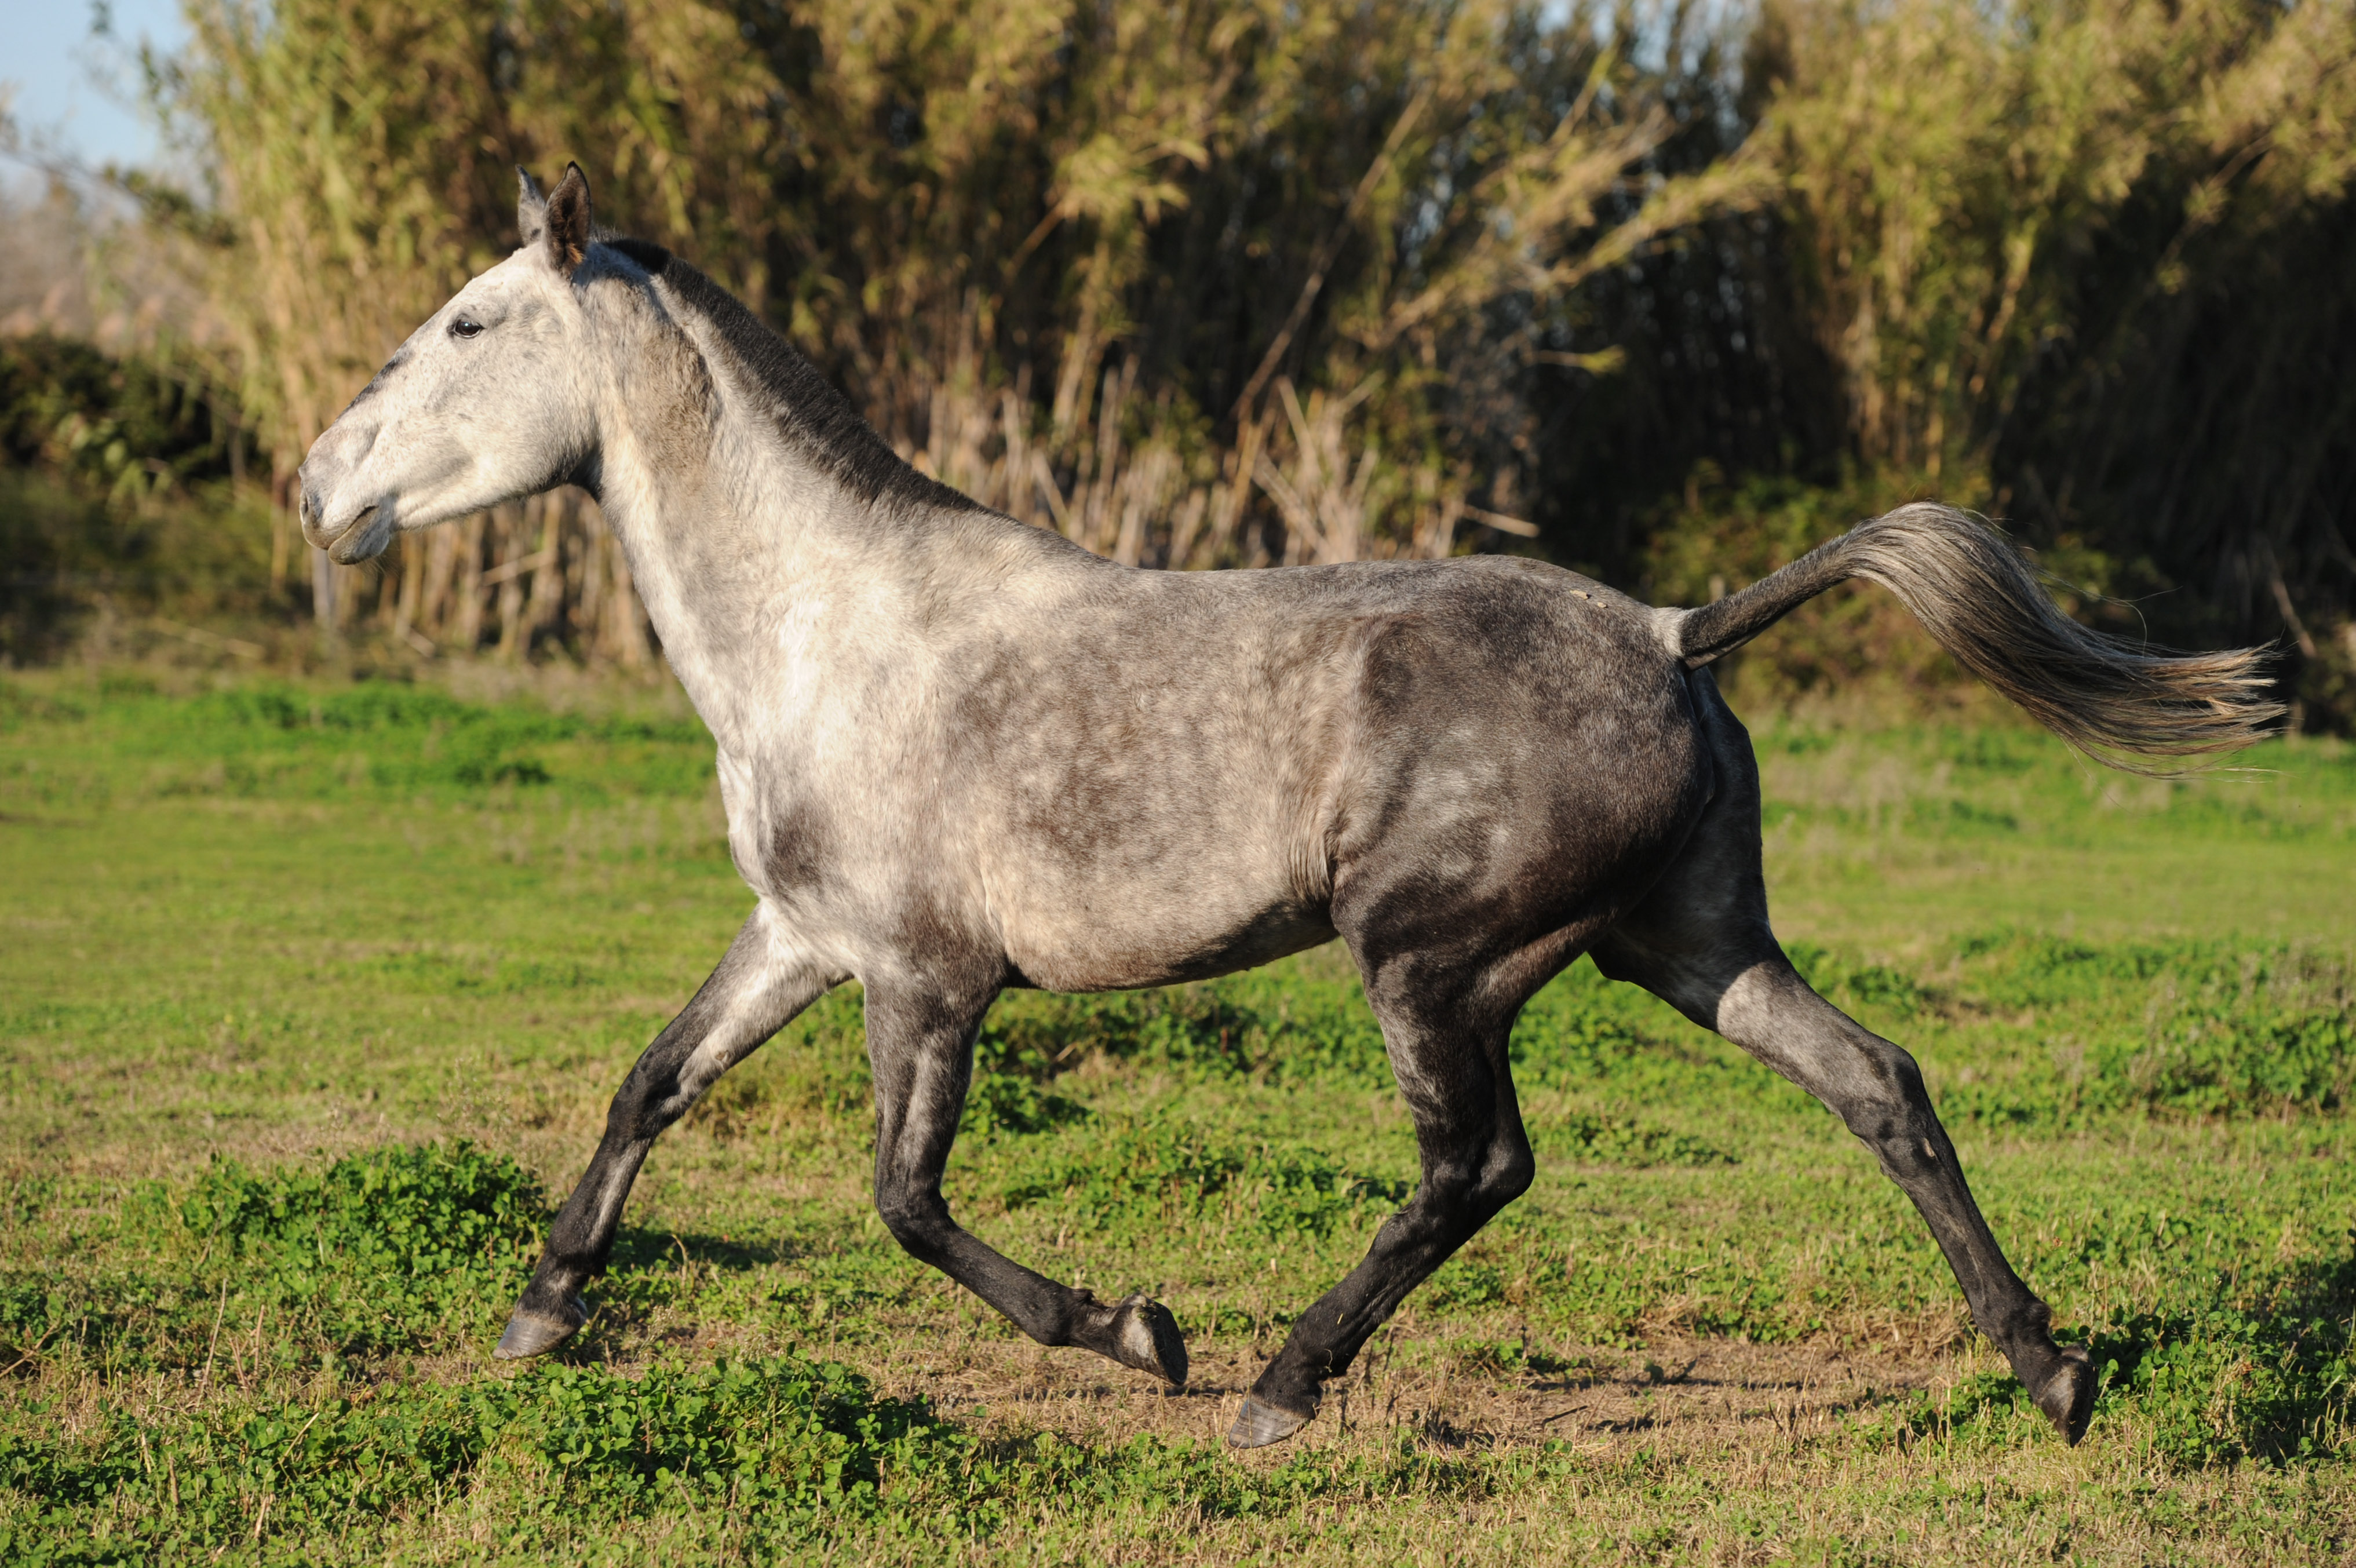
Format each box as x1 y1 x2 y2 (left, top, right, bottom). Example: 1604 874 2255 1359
299 488 395 563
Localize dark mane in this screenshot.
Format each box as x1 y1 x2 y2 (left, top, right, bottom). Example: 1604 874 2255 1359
597 235 982 515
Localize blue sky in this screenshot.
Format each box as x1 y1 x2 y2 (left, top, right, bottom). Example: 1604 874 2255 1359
3 0 189 170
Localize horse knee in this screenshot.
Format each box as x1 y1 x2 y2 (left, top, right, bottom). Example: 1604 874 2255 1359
600 1085 653 1141
605 1064 694 1142
1482 1140 1536 1209
874 1181 953 1261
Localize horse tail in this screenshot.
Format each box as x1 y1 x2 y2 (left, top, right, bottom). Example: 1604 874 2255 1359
1669 502 2281 768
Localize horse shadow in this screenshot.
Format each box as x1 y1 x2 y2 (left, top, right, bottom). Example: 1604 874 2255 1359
538 1221 918 1362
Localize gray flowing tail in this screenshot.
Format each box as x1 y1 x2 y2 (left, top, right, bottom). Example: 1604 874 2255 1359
1673 503 2280 765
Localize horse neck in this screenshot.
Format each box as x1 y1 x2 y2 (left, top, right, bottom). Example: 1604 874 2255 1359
585 329 1034 751
592 442 833 746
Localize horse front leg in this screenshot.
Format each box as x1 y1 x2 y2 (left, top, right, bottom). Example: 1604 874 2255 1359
862 976 1188 1387
496 905 836 1358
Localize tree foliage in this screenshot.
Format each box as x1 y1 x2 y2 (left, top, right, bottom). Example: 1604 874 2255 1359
6 0 2343 708
154 0 1749 574
1757 0 2356 642
1563 0 2356 713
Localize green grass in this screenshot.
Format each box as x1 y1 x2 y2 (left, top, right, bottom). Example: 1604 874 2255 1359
2 665 2354 1563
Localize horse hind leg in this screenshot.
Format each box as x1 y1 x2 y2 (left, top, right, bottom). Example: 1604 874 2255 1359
1592 673 2093 1443
1711 958 2094 1442
1230 971 1534 1447
861 978 1188 1388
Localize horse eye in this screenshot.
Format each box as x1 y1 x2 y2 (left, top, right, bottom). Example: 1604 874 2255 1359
450 318 485 340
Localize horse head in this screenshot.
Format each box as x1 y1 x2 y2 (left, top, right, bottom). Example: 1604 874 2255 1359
297 165 610 564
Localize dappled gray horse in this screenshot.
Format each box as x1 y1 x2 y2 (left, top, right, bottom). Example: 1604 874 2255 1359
298 165 2277 1449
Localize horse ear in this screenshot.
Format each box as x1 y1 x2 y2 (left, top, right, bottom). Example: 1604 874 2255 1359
517 167 549 247
545 162 592 276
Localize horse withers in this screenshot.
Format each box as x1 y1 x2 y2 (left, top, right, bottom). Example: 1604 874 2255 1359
296 163 2278 1449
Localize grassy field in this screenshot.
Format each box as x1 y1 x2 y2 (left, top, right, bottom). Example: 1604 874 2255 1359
2 662 2354 1565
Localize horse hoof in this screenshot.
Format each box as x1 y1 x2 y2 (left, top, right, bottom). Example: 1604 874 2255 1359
494 1294 587 1359
1226 1392 1315 1449
1109 1294 1188 1387
2035 1344 2095 1445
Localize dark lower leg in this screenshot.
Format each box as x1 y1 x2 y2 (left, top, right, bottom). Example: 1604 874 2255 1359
877 1184 1187 1382
1245 1151 1522 1419
1238 1010 1534 1445
1851 1090 2092 1438
502 1133 654 1345
865 984 1187 1385
499 915 831 1358
1724 962 2094 1441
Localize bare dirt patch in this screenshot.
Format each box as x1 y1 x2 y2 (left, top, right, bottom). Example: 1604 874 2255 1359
860 1320 1983 1465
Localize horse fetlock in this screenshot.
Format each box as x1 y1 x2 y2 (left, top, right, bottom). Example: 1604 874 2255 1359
1107 1294 1188 1386
1987 1299 2094 1446
1985 1299 2062 1369
520 1260 597 1310
2031 1343 2095 1445
494 1291 588 1360
1071 1293 1188 1387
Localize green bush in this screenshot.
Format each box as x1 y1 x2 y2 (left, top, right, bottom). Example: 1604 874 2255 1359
177 1142 548 1359
0 338 272 662
0 336 250 499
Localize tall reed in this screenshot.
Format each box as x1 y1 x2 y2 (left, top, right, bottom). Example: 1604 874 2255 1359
114 0 2356 677
149 0 1759 647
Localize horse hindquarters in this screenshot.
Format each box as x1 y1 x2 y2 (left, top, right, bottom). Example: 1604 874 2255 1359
1228 612 1715 1446
1589 670 2094 1444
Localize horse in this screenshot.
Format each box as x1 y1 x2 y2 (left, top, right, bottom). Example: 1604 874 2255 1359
297 163 2277 1449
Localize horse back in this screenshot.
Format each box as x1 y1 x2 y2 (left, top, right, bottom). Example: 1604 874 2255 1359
958 556 1710 993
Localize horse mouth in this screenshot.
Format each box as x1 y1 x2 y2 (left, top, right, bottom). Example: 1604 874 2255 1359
323 503 393 564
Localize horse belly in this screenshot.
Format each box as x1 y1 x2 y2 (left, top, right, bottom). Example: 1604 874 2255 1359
955 589 1358 991
993 840 1336 993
